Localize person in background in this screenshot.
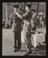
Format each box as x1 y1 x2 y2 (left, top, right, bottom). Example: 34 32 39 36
31 9 37 31
31 9 38 56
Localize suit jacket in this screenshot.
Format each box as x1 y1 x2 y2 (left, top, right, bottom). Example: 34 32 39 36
10 13 22 32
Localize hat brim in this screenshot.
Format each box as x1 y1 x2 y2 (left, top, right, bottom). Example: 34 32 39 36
13 5 19 8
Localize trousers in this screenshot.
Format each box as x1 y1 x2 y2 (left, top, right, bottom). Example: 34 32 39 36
14 31 21 50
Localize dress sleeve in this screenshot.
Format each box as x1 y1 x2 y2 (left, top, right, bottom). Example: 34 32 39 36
23 11 29 19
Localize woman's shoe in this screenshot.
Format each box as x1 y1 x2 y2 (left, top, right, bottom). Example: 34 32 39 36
24 49 32 56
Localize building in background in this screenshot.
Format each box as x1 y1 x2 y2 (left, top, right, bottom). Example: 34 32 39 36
2 2 46 28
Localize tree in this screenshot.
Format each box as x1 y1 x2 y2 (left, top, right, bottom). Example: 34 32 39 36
37 2 39 16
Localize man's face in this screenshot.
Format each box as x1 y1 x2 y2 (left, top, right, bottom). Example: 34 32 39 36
14 8 18 13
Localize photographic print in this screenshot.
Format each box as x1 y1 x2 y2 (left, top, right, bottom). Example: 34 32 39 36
2 2 46 56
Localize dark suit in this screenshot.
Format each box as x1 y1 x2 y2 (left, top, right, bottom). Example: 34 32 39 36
10 13 22 51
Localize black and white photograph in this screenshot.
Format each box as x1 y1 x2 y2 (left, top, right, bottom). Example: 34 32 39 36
2 2 46 56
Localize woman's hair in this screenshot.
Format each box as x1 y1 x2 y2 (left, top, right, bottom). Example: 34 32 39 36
26 4 31 8
31 9 36 12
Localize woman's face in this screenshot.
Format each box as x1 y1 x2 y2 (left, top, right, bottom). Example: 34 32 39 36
25 6 29 11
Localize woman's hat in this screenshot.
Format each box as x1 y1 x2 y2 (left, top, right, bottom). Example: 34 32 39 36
26 4 31 8
12 4 19 8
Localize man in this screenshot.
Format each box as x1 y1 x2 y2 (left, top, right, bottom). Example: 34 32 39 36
37 13 41 28
2 19 5 28
10 4 23 52
31 9 37 31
